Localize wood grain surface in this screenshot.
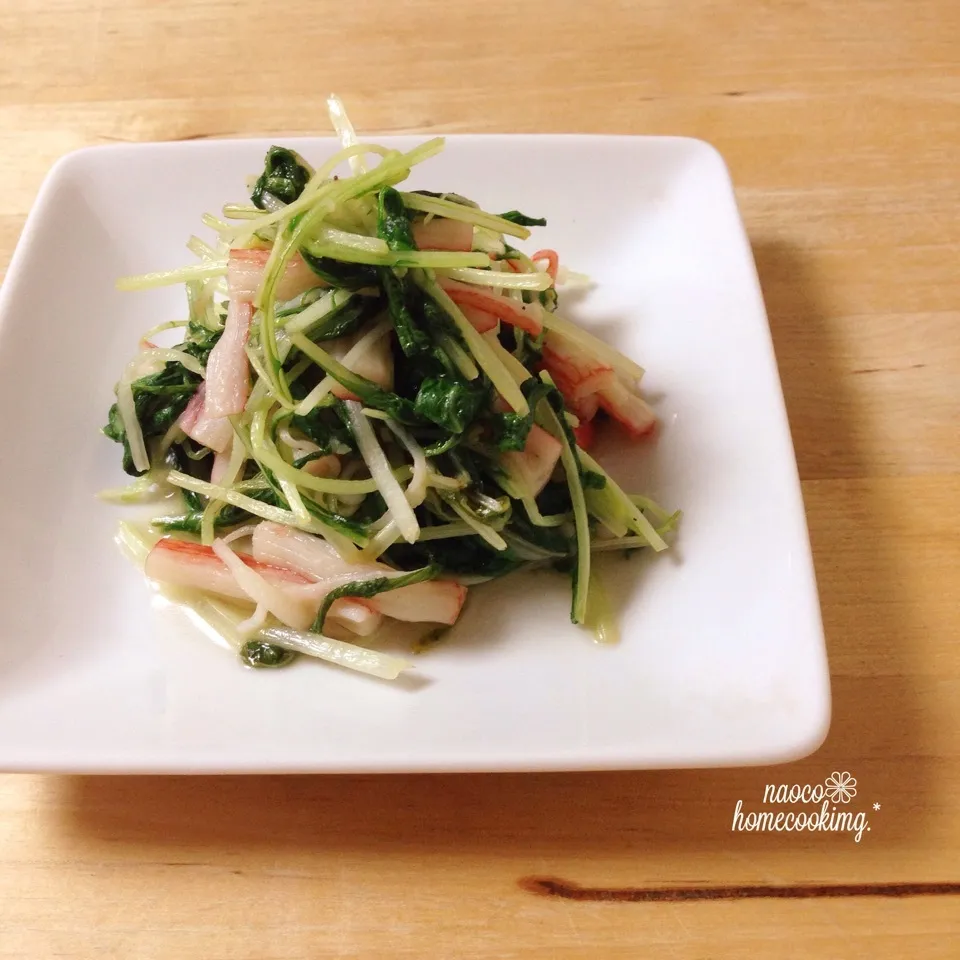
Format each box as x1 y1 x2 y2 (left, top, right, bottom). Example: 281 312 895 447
1 1 958 956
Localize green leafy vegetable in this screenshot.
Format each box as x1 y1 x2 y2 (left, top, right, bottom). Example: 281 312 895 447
386 535 522 581
290 405 354 454
414 375 487 434
411 189 478 207
240 639 298 668
103 364 209 476
509 510 572 555
582 470 607 490
310 564 439 633
150 489 277 534
493 380 552 452
380 268 430 356
495 413 535 452
423 434 461 457
151 513 222 534
376 186 417 252
162 446 207 510
539 287 558 312
306 292 383 342
301 250 379 289
251 147 311 209
183 321 223 361
414 287 469 348
537 387 591 623
498 211 547 227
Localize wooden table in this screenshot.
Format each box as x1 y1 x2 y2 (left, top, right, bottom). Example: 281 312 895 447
2 1 958 956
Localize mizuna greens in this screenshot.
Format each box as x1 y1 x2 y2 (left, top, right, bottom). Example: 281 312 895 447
103 97 678 681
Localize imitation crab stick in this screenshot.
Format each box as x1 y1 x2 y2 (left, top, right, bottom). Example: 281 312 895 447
178 383 234 454
437 277 543 336
228 249 324 303
252 523 467 625
412 217 474 252
204 299 252 418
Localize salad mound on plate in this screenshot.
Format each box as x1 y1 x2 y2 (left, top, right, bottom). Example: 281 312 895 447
101 97 679 681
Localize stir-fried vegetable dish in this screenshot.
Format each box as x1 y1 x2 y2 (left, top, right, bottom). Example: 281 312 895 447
102 98 678 680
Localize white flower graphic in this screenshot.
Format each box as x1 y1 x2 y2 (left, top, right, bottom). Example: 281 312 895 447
824 771 857 803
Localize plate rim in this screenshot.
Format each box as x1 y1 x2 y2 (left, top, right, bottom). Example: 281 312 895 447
0 133 831 773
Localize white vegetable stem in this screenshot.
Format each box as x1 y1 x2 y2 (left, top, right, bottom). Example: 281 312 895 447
116 261 228 291
281 290 353 338
400 193 533 240
189 596 411 680
440 267 553 292
445 498 508 551
166 469 363 557
116 380 150 473
260 625 411 680
541 312 645 383
578 449 667 551
327 93 366 175
344 401 420 544
383 420 428 508
211 539 316 630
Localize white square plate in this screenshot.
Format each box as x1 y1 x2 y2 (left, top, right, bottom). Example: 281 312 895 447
0 135 829 772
